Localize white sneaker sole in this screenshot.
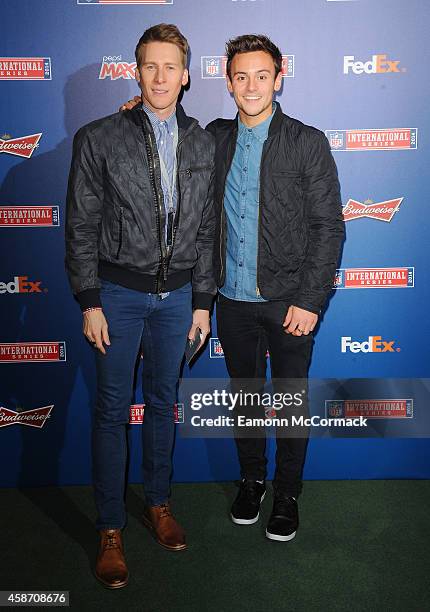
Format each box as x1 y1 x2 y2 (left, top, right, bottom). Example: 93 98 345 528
231 491 266 525
265 529 296 542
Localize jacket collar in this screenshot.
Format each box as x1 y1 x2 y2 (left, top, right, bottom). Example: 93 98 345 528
128 101 196 133
230 100 283 138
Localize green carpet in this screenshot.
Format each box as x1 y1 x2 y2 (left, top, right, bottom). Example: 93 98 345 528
1 481 429 611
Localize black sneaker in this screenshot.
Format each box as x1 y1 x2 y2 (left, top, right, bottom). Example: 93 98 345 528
231 479 266 525
266 492 298 541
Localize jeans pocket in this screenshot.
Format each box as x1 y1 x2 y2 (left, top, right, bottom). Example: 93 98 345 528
175 282 192 294
100 279 119 293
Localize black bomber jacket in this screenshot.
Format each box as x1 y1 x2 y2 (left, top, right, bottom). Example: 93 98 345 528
206 102 345 314
65 103 216 311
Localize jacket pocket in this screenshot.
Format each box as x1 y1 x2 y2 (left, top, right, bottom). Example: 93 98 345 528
115 206 124 259
272 171 303 201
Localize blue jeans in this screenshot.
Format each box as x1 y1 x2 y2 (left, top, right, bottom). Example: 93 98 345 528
93 280 192 530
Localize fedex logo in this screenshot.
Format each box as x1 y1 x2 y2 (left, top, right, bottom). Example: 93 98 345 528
0 276 44 294
341 336 400 353
343 54 405 75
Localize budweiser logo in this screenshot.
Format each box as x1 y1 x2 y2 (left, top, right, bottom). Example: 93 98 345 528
0 342 66 363
326 399 413 419
0 205 59 227
0 405 54 428
0 133 42 159
343 198 403 222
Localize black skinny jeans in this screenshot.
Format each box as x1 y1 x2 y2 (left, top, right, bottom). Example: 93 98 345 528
216 294 314 498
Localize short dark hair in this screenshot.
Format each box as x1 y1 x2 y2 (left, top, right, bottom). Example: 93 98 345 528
135 23 189 68
225 34 282 79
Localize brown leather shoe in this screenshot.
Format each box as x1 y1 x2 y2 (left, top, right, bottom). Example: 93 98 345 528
142 503 187 551
95 529 129 589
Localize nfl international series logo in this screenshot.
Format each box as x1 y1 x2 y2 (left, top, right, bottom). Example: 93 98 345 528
0 405 54 429
0 58 51 80
209 338 224 358
325 399 413 419
281 55 295 77
0 133 42 159
201 56 227 79
78 0 173 4
0 342 66 363
0 206 59 228
326 129 417 151
334 267 414 289
129 403 184 424
201 55 294 79
342 198 404 222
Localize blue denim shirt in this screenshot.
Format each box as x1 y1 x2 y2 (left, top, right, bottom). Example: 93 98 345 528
220 106 275 301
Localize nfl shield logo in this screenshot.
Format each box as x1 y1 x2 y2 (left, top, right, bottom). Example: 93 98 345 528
334 269 344 288
206 59 219 77
209 338 224 358
326 401 344 417
329 132 344 150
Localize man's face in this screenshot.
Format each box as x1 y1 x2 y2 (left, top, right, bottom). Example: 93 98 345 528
226 50 282 126
135 41 188 118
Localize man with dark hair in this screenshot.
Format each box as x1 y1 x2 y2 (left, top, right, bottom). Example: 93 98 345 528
121 32 344 543
66 23 215 587
206 34 344 542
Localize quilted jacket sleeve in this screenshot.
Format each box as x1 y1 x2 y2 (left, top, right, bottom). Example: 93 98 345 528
293 130 345 314
65 126 104 310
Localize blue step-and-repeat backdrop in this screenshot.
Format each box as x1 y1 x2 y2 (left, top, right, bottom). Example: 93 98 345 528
1 0 430 487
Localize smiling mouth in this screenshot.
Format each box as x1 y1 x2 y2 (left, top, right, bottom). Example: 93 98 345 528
243 96 262 100
152 89 168 95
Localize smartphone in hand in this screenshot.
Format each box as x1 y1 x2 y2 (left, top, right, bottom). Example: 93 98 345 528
185 327 203 365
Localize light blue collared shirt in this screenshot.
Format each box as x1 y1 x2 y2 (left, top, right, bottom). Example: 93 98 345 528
220 105 275 301
142 103 178 217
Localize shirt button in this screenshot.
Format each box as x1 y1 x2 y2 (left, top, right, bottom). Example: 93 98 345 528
243 168 247 172
242 191 246 196
240 238 244 243
240 214 245 219
238 262 243 267
246 144 250 149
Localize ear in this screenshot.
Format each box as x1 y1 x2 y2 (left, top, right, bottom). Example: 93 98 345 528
274 70 282 92
226 75 233 93
135 67 141 86
181 68 189 87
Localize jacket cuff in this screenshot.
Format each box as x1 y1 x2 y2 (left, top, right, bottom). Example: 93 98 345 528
292 300 321 316
193 291 215 311
76 288 102 312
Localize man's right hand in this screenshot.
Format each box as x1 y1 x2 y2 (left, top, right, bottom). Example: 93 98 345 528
119 95 141 112
83 310 111 354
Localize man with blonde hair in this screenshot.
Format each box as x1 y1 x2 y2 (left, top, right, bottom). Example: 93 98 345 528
66 23 215 588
